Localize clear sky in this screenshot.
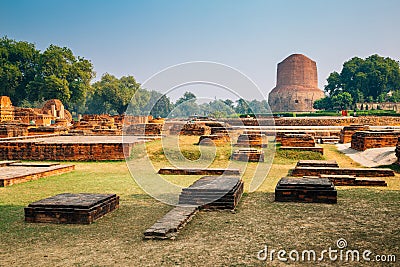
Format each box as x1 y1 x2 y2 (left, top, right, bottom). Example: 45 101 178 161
1 0 399 101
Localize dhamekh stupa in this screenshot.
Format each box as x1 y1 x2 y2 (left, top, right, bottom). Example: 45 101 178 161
268 54 325 112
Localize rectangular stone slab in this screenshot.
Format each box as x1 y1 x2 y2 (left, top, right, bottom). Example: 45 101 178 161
275 177 337 204
296 160 339 168
144 206 198 239
25 193 119 224
158 168 240 176
179 176 244 209
292 167 395 177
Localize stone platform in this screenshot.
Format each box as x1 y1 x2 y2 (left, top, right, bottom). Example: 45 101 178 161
158 167 240 176
25 193 119 224
351 130 400 151
0 161 75 187
230 149 264 162
144 175 244 239
279 146 324 154
179 176 244 210
275 177 337 204
280 133 316 147
291 166 395 177
319 175 387 186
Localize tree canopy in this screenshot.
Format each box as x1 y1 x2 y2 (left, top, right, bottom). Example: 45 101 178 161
317 54 400 110
0 37 94 111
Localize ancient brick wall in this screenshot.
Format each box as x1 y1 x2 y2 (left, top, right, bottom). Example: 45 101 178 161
339 125 370 143
0 142 132 161
125 123 163 135
0 123 29 138
179 123 211 136
280 134 315 147
222 116 400 126
350 130 400 151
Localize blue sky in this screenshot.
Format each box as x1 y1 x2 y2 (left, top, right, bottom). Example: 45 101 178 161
1 0 399 101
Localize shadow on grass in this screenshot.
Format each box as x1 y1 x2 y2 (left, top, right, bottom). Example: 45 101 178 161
377 163 400 173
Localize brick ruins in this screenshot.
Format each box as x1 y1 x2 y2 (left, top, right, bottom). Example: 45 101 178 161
197 134 231 146
145 175 243 239
275 177 337 204
223 116 400 127
280 133 315 147
279 133 324 154
268 54 325 112
158 167 240 176
25 193 119 224
230 149 264 162
339 125 370 143
236 133 266 147
0 96 13 122
0 136 134 161
179 122 211 136
290 160 390 186
350 130 400 151
0 161 75 187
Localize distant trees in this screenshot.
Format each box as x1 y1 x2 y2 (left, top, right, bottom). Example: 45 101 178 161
315 54 400 110
88 74 140 115
0 37 94 112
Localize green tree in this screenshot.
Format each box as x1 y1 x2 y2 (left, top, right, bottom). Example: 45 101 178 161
0 36 94 111
313 97 333 110
325 54 400 104
331 92 353 110
235 98 252 114
171 91 199 117
0 36 39 105
88 73 140 115
27 44 94 111
148 91 173 118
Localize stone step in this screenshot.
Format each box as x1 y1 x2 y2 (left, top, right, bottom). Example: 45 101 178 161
144 206 198 239
158 168 240 176
296 160 339 168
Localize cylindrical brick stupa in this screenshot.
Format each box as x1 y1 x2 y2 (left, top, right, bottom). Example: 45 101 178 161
268 54 325 112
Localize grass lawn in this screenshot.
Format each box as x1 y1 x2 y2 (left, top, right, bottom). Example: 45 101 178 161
0 139 399 266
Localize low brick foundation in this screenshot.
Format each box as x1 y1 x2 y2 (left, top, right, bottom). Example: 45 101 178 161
25 193 119 224
235 134 266 147
275 177 337 204
125 123 163 135
0 162 75 187
296 160 339 168
197 134 231 146
280 134 316 147
279 146 324 154
291 166 395 177
350 130 400 151
230 149 264 162
179 123 211 136
339 125 370 143
179 176 244 210
158 167 240 176
0 136 135 161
